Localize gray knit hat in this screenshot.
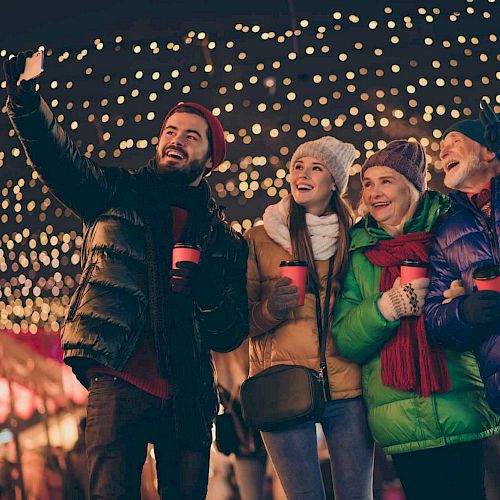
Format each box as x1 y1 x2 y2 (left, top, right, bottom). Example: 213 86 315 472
361 140 427 192
290 136 356 195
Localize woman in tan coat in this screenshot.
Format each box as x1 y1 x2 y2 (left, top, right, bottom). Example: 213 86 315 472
244 136 374 500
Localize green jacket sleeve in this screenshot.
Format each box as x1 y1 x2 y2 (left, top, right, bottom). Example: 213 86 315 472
332 255 400 364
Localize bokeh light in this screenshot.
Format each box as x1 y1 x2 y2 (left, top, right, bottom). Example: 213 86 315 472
0 2 498 334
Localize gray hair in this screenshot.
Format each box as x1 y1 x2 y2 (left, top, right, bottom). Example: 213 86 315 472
357 173 422 218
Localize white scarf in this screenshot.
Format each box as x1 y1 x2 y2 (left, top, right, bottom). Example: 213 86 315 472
262 195 340 260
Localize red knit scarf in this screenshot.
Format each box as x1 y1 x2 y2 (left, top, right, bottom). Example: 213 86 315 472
364 231 451 397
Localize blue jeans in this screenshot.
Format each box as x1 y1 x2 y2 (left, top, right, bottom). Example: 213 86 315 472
261 397 374 500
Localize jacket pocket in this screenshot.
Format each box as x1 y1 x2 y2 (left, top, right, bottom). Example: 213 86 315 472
67 250 98 321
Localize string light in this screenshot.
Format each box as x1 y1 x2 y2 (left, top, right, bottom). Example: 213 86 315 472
0 3 497 334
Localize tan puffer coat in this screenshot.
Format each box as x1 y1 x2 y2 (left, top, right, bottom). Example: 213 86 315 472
245 224 361 400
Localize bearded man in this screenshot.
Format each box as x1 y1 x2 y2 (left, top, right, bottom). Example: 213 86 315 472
4 50 248 499
424 102 500 415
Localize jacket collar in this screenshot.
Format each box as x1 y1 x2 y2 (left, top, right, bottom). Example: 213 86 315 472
449 175 500 212
349 190 450 252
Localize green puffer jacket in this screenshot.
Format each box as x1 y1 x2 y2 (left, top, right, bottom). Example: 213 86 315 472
332 191 499 455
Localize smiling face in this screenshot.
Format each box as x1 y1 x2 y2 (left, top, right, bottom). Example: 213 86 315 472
155 112 212 184
440 131 484 191
361 166 416 227
289 156 336 215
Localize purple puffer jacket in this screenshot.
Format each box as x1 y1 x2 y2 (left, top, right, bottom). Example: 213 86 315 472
425 176 500 414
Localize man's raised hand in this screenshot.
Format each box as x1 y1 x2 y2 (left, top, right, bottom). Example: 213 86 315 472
3 50 40 109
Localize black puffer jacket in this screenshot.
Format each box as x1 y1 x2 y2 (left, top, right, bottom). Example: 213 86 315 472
7 97 249 399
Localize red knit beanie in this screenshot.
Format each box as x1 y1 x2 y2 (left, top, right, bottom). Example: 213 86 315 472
159 102 226 170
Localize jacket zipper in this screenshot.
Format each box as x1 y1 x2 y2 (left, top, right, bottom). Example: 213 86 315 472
491 184 500 264
481 184 500 265
486 226 500 265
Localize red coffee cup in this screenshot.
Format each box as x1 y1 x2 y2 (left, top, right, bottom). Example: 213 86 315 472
280 260 308 306
172 243 201 269
473 265 500 293
400 260 429 285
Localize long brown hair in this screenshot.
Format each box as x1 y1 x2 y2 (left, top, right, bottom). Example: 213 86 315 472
289 191 354 301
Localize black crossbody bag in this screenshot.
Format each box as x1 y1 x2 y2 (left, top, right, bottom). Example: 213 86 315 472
240 259 333 432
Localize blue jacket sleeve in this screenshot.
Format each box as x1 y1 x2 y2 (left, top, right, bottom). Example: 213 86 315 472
424 237 480 350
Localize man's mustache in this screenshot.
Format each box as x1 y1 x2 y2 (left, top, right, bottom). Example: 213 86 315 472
162 145 188 159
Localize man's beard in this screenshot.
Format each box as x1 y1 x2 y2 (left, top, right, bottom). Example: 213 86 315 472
155 151 208 185
444 152 481 189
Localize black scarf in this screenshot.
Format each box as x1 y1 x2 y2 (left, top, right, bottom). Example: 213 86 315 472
133 160 216 448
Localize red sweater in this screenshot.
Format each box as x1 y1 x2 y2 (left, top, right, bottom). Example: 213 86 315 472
87 207 189 399
467 183 491 217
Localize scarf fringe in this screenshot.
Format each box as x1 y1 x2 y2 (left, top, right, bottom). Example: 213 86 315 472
417 317 452 397
381 317 417 392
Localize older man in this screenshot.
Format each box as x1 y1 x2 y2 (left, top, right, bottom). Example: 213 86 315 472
425 102 500 414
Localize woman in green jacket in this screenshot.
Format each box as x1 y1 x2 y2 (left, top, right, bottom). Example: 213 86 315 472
332 139 499 500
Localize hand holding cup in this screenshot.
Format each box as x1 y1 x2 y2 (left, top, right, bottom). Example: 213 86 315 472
460 290 500 325
279 260 307 305
170 244 201 295
377 276 430 321
266 277 300 320
170 243 224 308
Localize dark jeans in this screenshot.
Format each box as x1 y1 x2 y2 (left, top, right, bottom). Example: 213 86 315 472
391 440 486 500
85 374 211 500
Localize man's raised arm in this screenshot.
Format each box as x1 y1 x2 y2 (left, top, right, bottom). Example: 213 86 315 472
4 50 127 222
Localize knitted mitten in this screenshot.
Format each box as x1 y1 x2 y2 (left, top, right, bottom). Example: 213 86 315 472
377 277 429 322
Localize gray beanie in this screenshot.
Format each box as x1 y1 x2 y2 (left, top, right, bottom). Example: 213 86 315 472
290 136 356 195
361 139 427 192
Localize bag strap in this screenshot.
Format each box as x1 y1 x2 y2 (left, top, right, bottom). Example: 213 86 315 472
218 384 239 413
314 257 334 401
